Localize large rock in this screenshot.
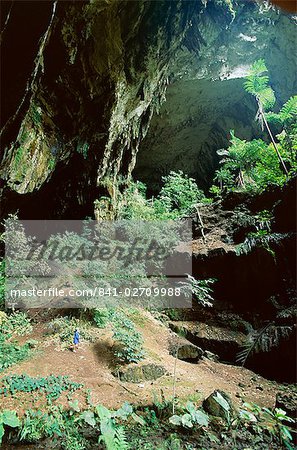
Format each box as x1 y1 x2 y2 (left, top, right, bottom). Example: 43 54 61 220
203 390 233 420
169 336 204 362
116 364 167 383
169 321 245 362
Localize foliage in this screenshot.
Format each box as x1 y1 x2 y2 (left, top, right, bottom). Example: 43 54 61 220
212 60 296 196
0 311 33 336
111 310 144 363
0 374 83 400
0 410 20 444
237 323 294 366
158 171 210 216
266 96 297 125
0 337 33 372
169 401 209 429
213 130 296 194
96 171 210 221
92 308 111 328
239 403 295 449
244 59 276 111
178 275 215 307
48 316 95 347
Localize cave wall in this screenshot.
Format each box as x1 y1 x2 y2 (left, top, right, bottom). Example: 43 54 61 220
134 2 297 192
0 0 296 218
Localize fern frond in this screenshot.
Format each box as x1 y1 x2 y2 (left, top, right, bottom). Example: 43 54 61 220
114 426 129 450
237 323 293 366
258 87 276 110
248 59 268 76
279 95 297 122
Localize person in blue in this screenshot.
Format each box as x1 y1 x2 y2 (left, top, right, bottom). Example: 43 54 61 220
73 328 80 352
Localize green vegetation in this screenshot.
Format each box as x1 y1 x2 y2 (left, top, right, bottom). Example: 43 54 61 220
169 401 209 428
0 312 34 372
111 310 145 364
179 275 215 307
96 171 210 221
0 338 33 372
211 60 297 194
47 316 96 348
1 396 294 449
0 410 20 443
0 374 82 400
239 403 295 450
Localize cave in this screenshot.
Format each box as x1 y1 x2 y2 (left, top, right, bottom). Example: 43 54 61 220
0 2 296 446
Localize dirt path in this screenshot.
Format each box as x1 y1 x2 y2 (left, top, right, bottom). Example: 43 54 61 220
0 311 284 413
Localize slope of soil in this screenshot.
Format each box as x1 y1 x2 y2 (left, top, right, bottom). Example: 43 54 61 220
0 311 289 415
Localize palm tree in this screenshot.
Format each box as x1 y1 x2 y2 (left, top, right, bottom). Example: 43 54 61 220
244 59 289 175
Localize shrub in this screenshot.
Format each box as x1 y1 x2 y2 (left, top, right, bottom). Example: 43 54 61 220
111 311 145 363
92 308 110 328
159 171 210 215
47 316 95 348
0 337 33 372
0 374 83 400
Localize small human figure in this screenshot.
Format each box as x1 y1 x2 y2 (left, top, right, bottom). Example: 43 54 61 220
73 328 80 352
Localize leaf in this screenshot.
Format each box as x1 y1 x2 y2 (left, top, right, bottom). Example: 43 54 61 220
0 423 4 444
214 392 230 412
194 410 209 427
96 404 112 420
80 410 96 427
2 410 20 427
115 402 133 420
68 399 80 412
131 413 146 426
181 413 193 428
169 415 182 426
239 409 257 422
185 401 196 417
279 95 297 122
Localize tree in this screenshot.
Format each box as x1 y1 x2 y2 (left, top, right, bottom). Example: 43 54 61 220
244 59 289 175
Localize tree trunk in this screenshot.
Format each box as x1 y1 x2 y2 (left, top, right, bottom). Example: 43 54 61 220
258 101 289 175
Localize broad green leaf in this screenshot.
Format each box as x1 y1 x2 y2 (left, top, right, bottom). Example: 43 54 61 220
96 404 112 420
169 415 182 426
2 410 20 427
115 402 133 420
186 401 196 417
214 392 230 412
68 399 80 412
194 410 209 427
181 413 193 428
80 410 96 427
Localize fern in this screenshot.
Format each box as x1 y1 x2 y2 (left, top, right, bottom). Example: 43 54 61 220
279 95 297 122
237 323 293 366
114 426 129 450
244 59 276 110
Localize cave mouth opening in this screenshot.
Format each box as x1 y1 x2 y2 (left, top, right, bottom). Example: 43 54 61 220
132 77 260 197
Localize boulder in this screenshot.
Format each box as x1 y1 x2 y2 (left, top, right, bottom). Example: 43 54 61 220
169 321 245 362
116 364 167 383
203 390 233 420
169 336 204 362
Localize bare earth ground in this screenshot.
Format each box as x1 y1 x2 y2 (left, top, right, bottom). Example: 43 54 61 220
0 311 287 416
